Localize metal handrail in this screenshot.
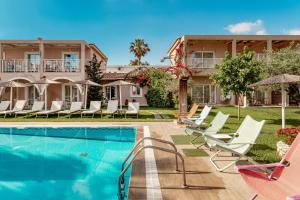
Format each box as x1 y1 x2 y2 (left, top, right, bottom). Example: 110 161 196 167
118 145 187 200
121 137 179 171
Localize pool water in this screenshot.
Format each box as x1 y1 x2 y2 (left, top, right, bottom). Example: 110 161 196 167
0 127 136 200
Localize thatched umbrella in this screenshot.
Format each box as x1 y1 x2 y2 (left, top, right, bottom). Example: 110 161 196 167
73 80 101 109
103 80 133 109
250 74 300 128
0 81 27 110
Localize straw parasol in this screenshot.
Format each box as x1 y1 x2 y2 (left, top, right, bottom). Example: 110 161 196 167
0 81 27 110
250 74 300 128
103 80 133 109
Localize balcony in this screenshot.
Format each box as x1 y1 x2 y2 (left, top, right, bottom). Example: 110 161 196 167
187 58 223 69
0 59 81 73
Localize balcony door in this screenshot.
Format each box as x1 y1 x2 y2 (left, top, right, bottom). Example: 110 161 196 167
63 52 79 72
25 52 40 72
191 51 214 68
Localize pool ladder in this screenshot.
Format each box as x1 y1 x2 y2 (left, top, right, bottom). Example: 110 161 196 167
118 137 187 200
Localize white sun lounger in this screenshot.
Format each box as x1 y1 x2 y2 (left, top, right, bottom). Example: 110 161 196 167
101 100 119 118
125 102 140 118
0 100 27 118
0 101 10 112
35 101 63 118
181 105 212 127
15 101 45 117
205 115 265 172
58 102 83 118
81 101 102 118
185 111 230 148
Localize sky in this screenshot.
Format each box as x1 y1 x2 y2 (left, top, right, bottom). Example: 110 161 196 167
0 0 300 65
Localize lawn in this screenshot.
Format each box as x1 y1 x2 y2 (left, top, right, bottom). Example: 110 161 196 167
0 106 298 163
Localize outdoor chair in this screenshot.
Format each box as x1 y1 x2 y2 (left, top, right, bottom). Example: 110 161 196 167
35 101 63 118
0 101 10 112
185 111 230 148
204 115 265 172
125 102 140 118
101 100 119 118
81 101 102 118
15 101 44 117
0 100 27 118
175 103 199 122
58 102 83 118
181 105 212 127
237 133 300 200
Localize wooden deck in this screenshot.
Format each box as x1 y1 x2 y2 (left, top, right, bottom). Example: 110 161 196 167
128 122 253 200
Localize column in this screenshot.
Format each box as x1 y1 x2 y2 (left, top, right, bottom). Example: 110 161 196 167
80 43 86 103
267 40 272 52
0 43 2 72
232 39 237 57
39 42 44 74
179 78 188 113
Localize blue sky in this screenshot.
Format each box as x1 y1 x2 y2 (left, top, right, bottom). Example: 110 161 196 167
0 0 300 65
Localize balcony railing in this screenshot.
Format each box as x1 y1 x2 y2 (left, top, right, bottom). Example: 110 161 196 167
43 59 81 72
187 58 223 69
0 59 81 73
1 59 39 73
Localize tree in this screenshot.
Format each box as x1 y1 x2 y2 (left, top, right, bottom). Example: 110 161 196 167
129 39 150 66
85 54 103 103
129 59 149 66
211 47 262 120
261 43 300 105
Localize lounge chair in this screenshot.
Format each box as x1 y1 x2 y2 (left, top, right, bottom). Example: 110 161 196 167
0 101 10 112
204 115 265 172
185 111 230 148
125 102 140 118
58 102 83 118
81 101 101 118
101 100 118 118
0 100 27 118
181 105 212 127
15 101 44 117
237 133 300 200
175 103 199 121
35 101 63 118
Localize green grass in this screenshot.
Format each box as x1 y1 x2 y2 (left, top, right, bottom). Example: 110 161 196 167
171 134 204 145
182 148 208 157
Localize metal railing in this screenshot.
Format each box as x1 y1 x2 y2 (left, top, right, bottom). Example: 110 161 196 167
118 137 187 200
43 59 81 72
1 59 39 72
187 58 223 69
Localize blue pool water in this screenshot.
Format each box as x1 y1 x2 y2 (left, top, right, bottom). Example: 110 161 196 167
0 127 136 200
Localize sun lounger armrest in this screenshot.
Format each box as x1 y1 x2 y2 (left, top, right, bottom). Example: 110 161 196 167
287 195 300 200
204 134 227 143
237 163 284 170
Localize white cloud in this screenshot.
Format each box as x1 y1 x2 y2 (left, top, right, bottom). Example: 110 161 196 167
226 19 267 35
287 28 300 35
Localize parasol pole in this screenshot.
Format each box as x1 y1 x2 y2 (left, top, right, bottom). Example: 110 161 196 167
85 84 88 109
281 83 286 128
119 85 122 110
45 85 47 111
10 86 13 110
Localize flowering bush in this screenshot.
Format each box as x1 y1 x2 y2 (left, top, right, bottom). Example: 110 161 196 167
277 128 300 144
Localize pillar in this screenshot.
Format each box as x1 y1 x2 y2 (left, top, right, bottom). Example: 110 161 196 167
179 78 188 113
0 43 2 72
80 43 86 103
39 42 44 74
232 39 237 57
267 40 272 52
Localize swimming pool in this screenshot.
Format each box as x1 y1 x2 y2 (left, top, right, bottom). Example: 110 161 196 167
0 127 136 200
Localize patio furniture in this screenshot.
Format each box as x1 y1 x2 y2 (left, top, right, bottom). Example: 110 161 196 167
175 103 199 121
0 100 27 118
185 111 230 148
58 102 83 118
125 102 140 118
204 115 265 172
181 105 212 127
35 101 63 118
0 101 10 112
81 101 102 118
237 133 300 200
15 101 44 117
101 100 118 118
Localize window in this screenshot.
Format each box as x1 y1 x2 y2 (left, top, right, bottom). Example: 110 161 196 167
191 51 214 68
105 86 116 100
63 52 79 72
130 85 142 97
192 84 216 104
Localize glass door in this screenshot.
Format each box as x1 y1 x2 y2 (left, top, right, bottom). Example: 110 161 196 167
63 53 79 72
26 53 40 72
64 85 79 108
27 86 40 106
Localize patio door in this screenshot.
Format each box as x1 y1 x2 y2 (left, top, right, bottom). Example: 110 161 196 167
105 86 116 100
27 86 40 106
192 84 216 104
63 53 79 72
191 51 214 68
26 53 40 72
63 85 79 108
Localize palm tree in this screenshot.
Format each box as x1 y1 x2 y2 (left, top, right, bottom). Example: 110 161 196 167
129 39 150 66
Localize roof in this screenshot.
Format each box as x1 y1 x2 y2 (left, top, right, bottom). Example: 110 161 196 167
102 72 128 80
88 43 108 61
